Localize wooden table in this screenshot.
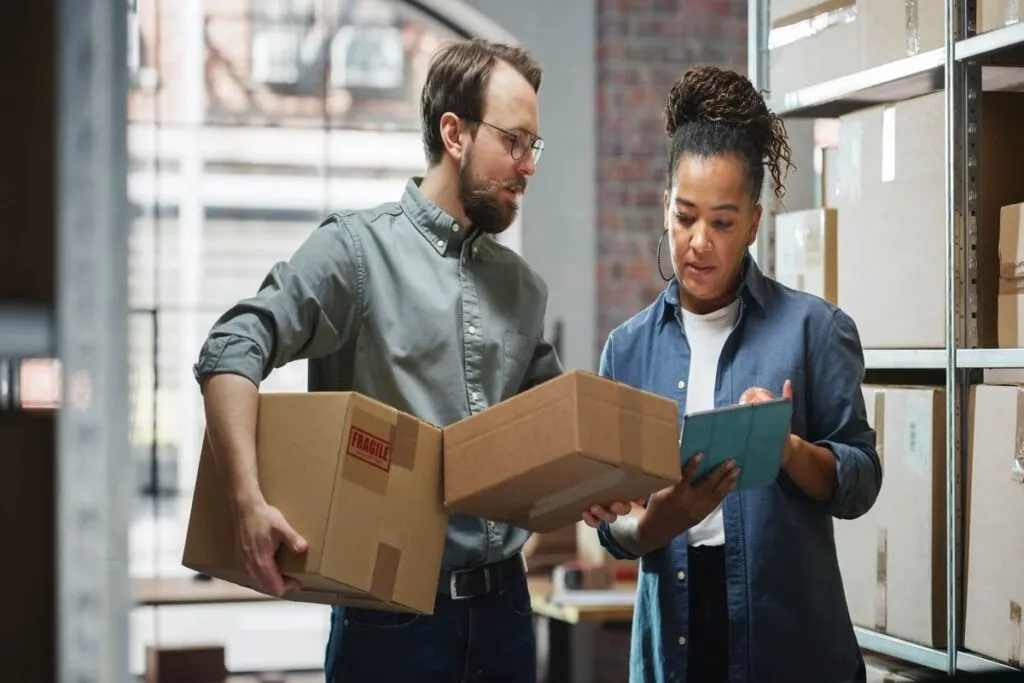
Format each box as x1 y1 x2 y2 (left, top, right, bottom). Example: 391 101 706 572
133 576 273 607
527 576 636 624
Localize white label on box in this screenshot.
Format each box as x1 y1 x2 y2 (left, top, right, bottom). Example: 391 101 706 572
904 393 933 477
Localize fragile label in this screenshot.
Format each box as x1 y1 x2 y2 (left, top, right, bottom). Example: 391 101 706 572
347 426 392 472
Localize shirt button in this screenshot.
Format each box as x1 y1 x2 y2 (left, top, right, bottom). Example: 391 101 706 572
452 224 460 233
436 239 444 248
677 380 686 390
468 325 476 335
678 636 687 646
677 570 685 581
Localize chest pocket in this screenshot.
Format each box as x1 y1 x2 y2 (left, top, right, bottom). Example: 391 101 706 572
502 330 537 399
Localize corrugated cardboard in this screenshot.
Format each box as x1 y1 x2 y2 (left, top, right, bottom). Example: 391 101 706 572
964 384 1024 666
769 0 943 97
443 371 681 534
980 0 1022 33
773 208 838 304
998 203 1024 348
182 392 448 615
834 385 948 648
828 92 1024 348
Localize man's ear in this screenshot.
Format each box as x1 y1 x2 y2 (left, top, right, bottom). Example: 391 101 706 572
439 112 466 161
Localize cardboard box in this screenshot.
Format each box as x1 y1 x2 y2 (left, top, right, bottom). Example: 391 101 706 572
443 371 681 534
863 652 933 682
827 92 1024 348
769 0 943 97
182 392 448 614
774 208 838 304
964 384 1024 666
833 385 948 648
980 0 1022 33
998 203 1024 348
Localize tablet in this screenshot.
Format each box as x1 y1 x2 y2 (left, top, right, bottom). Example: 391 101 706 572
679 398 793 491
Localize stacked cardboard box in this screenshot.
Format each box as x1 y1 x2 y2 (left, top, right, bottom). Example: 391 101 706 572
833 385 949 648
182 370 680 615
964 383 1024 667
997 203 1024 348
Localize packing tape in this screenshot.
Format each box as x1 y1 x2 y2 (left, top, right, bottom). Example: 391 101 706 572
1009 0 1022 24
905 0 920 56
341 406 406 497
1013 389 1024 484
998 261 1024 296
875 527 888 632
768 1 856 48
369 541 401 603
390 413 419 471
1010 601 1022 668
617 384 645 470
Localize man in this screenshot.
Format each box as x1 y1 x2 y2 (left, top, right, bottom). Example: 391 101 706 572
192 38 562 682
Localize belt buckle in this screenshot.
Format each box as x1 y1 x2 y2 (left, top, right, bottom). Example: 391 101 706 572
449 566 490 600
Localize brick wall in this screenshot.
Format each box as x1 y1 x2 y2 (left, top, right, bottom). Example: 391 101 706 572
595 0 749 352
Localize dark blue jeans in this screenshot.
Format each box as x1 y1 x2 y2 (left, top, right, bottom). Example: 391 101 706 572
324 577 537 682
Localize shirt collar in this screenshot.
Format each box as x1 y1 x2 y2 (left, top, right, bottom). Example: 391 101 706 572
399 177 476 256
660 252 766 325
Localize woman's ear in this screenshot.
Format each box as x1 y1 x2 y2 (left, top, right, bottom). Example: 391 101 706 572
747 203 763 246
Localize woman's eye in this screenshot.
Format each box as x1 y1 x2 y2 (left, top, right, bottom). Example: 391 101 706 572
714 221 733 230
675 213 695 227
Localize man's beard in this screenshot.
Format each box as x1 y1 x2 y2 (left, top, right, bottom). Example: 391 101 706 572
458 154 525 235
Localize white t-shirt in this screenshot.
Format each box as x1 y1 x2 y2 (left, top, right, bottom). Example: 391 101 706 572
680 298 740 547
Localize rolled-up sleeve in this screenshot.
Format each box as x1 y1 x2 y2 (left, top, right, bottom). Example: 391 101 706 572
811 309 882 519
193 215 364 389
593 333 642 560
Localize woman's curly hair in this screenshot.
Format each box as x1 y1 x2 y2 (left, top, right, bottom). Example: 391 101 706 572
664 65 793 204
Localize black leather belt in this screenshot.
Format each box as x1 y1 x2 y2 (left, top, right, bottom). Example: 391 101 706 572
439 554 527 600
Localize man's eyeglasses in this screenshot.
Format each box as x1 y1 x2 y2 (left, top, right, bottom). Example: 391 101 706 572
465 118 544 164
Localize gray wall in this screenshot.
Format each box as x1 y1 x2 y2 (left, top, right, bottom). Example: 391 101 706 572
465 0 598 372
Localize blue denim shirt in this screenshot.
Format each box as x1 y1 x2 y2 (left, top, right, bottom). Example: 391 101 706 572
596 257 881 683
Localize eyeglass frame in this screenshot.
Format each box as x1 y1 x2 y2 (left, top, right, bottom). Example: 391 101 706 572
461 117 545 165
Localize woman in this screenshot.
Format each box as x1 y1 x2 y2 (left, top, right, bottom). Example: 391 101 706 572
583 66 881 683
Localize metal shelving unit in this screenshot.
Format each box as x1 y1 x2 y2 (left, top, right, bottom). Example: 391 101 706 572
751 0 1024 676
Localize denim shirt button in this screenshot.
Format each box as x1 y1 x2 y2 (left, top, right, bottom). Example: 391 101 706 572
678 635 687 646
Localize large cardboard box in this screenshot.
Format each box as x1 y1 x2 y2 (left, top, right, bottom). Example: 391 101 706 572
182 392 448 615
998 203 1024 348
980 0 1022 33
827 92 1024 348
769 0 943 97
834 385 948 648
443 371 681 534
964 384 1024 666
774 208 838 304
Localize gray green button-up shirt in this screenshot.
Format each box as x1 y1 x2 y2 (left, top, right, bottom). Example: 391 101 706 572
193 177 563 573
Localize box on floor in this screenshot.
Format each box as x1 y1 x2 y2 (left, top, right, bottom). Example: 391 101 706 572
998 203 1024 348
964 383 1024 667
833 384 949 648
182 392 448 615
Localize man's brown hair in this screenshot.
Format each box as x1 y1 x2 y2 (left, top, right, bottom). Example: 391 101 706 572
420 38 542 166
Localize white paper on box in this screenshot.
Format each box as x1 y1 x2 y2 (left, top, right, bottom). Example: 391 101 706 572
836 118 863 203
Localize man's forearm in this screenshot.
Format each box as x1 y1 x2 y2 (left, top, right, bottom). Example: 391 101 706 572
202 373 263 511
783 435 839 502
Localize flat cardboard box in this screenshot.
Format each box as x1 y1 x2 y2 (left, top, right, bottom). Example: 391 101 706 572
182 392 448 615
998 203 1024 348
964 384 1024 666
443 371 681 534
833 385 948 648
774 208 838 304
828 92 1024 348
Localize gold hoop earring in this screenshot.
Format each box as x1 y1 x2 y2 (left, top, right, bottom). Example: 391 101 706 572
656 229 672 282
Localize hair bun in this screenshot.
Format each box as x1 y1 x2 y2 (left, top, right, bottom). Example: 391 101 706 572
664 65 765 138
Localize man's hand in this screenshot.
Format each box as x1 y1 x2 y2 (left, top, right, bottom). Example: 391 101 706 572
235 499 308 597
